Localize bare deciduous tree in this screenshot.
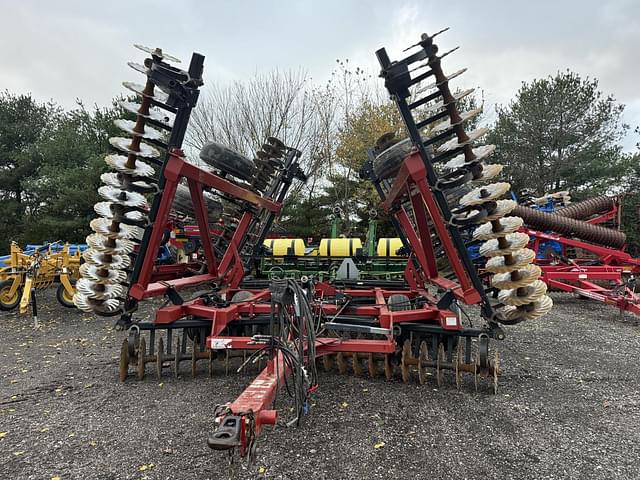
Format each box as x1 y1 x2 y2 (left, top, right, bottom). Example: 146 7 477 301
186 69 334 196
185 63 388 202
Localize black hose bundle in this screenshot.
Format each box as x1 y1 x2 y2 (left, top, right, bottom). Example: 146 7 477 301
240 278 319 427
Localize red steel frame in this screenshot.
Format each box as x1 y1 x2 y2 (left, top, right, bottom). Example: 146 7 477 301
167 224 224 252
131 218 218 284
130 147 489 455
126 148 280 301
199 151 487 450
539 264 640 316
381 151 481 304
201 286 460 441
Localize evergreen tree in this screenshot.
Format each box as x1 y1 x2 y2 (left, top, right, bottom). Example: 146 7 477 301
489 70 631 198
0 92 58 247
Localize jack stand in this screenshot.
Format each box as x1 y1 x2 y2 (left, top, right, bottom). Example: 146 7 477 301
30 287 39 329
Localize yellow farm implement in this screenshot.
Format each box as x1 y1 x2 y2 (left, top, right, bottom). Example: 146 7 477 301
0 242 82 313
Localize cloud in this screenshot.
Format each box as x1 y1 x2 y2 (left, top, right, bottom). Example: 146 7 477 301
1 0 637 149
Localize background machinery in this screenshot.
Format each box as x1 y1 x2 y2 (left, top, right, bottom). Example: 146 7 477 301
257 210 408 281
0 241 84 312
76 30 552 461
513 194 640 315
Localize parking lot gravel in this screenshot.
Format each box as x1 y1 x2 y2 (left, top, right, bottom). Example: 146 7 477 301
1 291 639 479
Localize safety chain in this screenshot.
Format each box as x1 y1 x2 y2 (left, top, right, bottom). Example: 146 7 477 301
212 405 257 465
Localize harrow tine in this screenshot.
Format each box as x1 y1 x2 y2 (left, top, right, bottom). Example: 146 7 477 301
474 356 479 392
321 354 332 372
384 354 394 381
493 351 500 395
156 336 164 380
192 338 199 378
174 336 182 378
119 338 129 382
436 343 445 387
455 341 463 390
400 339 411 384
137 336 147 380
367 353 378 378
352 353 363 376
417 341 428 385
208 349 215 378
336 353 347 375
188 337 214 377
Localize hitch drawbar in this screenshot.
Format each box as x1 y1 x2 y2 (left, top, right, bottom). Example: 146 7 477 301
207 408 276 456
207 415 242 450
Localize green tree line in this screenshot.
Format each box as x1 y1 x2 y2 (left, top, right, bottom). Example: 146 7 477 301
1 67 639 255
0 91 123 253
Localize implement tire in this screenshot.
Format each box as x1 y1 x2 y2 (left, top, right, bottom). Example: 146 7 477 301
200 142 256 182
0 279 21 311
56 281 77 308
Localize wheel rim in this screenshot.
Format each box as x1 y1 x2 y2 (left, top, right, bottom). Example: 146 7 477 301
62 287 74 303
0 285 18 305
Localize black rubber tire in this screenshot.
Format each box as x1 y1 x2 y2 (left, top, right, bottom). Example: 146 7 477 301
160 229 171 246
199 142 256 182
183 239 199 256
207 197 223 220
387 294 411 312
173 184 223 223
167 246 178 264
230 290 254 304
173 184 193 214
56 280 77 308
373 138 412 180
0 279 22 311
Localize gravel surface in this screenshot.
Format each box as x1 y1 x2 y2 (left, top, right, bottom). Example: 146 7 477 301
1 291 639 480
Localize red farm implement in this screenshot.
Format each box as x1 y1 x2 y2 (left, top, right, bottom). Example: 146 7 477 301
75 31 552 461
513 195 640 316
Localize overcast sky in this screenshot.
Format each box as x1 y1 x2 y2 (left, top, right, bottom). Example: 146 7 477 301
1 0 638 150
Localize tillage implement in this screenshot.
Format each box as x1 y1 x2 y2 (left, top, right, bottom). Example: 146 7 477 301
516 194 640 315
0 242 82 313
75 30 552 461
